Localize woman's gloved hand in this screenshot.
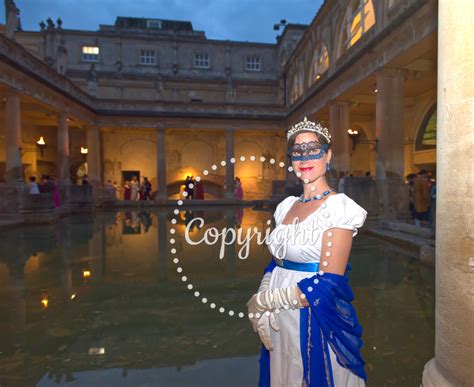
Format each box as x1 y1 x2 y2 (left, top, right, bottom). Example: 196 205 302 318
247 285 304 319
247 272 281 350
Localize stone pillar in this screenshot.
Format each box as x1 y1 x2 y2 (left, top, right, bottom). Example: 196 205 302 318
329 102 351 174
56 113 70 182
422 1 474 385
4 93 23 183
224 128 235 199
375 68 405 218
86 125 102 189
155 125 168 202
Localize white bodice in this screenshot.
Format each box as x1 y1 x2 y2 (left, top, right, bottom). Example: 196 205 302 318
265 193 367 263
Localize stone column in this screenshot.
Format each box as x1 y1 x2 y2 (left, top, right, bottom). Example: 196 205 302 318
155 124 168 202
329 102 351 175
224 128 235 199
56 113 70 182
86 125 102 188
4 93 23 183
375 68 405 218
422 1 474 385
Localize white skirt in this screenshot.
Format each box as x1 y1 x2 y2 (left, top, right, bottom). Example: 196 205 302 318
268 267 365 387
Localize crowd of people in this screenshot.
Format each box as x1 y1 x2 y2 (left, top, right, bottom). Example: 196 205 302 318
121 176 152 201
26 175 61 207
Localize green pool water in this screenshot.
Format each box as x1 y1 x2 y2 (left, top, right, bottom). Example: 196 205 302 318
0 207 434 386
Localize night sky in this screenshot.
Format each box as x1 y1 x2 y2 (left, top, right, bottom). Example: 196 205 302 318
2 0 323 43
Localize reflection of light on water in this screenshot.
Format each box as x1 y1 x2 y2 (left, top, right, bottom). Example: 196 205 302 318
82 270 91 279
88 347 105 355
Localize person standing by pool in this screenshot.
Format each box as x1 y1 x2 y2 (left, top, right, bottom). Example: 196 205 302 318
130 176 139 201
27 176 40 194
234 177 244 200
247 117 368 386
413 170 430 227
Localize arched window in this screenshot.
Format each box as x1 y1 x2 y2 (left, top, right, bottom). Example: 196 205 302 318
337 0 376 58
290 69 304 104
308 42 329 85
416 105 437 151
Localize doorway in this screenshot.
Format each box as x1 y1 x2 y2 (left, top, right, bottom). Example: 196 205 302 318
122 170 140 184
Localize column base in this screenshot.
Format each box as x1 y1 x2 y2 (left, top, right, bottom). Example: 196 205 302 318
422 358 459 387
155 193 168 204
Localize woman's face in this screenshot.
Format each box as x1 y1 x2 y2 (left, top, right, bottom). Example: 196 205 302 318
290 132 332 183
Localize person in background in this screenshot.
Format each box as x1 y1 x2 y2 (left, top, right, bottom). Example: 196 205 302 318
234 177 244 200
27 176 40 194
413 170 430 227
194 179 204 199
429 178 436 229
143 177 152 200
123 180 131 200
130 176 139 201
113 181 120 199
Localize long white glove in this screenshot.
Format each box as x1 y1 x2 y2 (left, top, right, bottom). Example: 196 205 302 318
247 285 304 319
247 272 280 351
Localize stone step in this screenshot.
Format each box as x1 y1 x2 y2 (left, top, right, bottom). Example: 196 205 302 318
380 220 434 239
368 226 435 249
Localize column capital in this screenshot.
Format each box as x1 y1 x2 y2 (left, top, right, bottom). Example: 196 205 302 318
375 67 406 80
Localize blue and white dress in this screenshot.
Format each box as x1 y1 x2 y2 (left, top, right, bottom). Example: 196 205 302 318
262 193 367 387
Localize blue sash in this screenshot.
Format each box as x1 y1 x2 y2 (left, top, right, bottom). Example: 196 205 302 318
258 259 367 386
272 257 320 272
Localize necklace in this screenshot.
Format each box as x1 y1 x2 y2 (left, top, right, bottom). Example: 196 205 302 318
299 189 335 203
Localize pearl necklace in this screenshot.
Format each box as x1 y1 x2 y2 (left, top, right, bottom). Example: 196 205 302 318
298 189 335 203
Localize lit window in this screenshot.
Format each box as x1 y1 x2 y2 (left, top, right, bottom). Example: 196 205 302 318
337 0 375 58
290 70 304 104
309 42 329 84
147 20 162 29
82 46 99 62
140 49 156 65
246 56 261 71
194 53 210 68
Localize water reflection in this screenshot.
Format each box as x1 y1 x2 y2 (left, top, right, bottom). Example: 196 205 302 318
0 208 434 386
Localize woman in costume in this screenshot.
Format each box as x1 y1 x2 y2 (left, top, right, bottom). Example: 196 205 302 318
247 117 368 386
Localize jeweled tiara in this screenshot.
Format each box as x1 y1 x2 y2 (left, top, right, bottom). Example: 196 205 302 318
286 117 331 143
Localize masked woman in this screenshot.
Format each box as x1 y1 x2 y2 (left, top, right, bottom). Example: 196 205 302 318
247 117 368 386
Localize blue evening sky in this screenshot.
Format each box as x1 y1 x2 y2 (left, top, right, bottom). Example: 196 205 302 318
2 0 323 43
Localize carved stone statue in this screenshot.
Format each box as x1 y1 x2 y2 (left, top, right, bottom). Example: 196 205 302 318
46 17 55 31
56 39 68 75
4 0 20 39
87 64 98 95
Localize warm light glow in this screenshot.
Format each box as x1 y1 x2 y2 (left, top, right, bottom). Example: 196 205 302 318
41 295 49 308
81 147 89 155
70 293 76 300
316 74 321 80
36 136 46 146
374 88 378 93
83 270 91 278
83 46 99 55
348 129 359 135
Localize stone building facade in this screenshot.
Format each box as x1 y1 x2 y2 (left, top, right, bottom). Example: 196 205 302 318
1 0 436 205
